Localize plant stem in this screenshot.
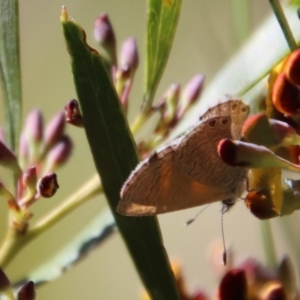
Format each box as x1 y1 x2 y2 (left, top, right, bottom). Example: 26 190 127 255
269 0 297 51
0 175 102 267
29 174 102 237
0 225 30 268
230 0 250 45
260 220 277 268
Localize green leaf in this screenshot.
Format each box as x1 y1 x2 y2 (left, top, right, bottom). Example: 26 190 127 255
144 0 182 111
61 8 180 300
0 0 22 151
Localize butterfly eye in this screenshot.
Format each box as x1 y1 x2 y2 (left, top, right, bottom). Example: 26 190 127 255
231 103 238 110
241 106 249 113
208 120 216 127
221 118 228 125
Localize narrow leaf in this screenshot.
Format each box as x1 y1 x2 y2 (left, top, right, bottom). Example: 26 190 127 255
0 0 22 151
144 0 182 111
61 8 180 300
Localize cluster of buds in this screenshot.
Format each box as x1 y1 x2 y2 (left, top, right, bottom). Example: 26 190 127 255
0 267 35 300
142 249 299 300
218 47 300 220
138 74 205 158
94 14 139 112
143 259 297 300
93 13 204 159
2 109 73 235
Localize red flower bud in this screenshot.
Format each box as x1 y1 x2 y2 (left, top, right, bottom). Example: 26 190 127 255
37 173 59 198
284 48 300 86
272 72 300 116
245 189 279 219
65 99 84 128
17 281 36 300
0 268 10 291
218 269 247 300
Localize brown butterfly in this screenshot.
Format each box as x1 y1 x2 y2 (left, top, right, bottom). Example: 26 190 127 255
118 99 250 216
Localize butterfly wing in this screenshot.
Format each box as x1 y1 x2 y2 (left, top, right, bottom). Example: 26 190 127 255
200 99 250 139
174 116 247 201
119 136 233 216
118 100 250 216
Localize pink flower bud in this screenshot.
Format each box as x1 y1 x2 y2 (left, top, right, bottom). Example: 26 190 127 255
37 173 59 198
18 134 29 169
65 99 84 128
22 167 38 200
17 281 36 300
120 37 139 74
24 109 44 144
163 83 180 126
44 136 73 173
44 111 66 149
176 74 204 120
94 14 117 65
24 109 44 164
0 140 22 175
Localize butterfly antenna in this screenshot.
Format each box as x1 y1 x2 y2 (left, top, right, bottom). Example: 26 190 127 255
221 208 227 266
184 204 211 226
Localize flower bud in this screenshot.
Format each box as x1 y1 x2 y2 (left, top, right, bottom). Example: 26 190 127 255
176 74 204 120
22 167 38 200
0 140 22 175
272 72 300 116
218 139 300 171
19 134 29 169
24 109 43 143
24 109 44 163
17 281 36 300
0 127 5 143
44 111 66 149
245 189 279 219
243 113 300 148
65 99 84 128
218 269 247 300
163 83 180 126
259 282 286 300
284 48 300 86
37 173 59 198
120 37 139 74
278 256 295 296
0 268 11 291
94 14 117 65
44 136 73 173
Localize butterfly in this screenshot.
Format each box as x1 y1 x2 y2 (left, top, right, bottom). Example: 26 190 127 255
118 99 250 216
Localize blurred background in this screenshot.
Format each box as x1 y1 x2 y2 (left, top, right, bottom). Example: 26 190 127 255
0 0 292 299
